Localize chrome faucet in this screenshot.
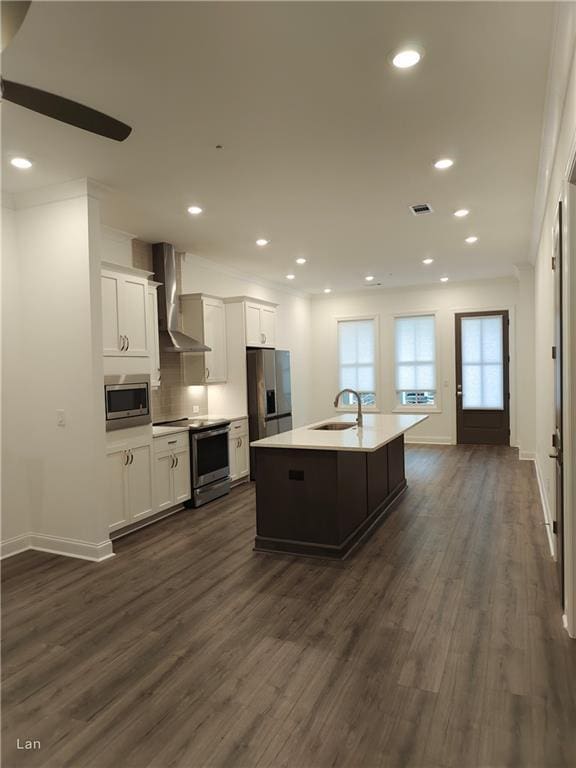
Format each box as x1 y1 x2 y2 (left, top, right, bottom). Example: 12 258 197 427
333 389 363 427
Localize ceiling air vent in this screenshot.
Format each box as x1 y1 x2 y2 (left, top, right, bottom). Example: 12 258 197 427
409 203 433 216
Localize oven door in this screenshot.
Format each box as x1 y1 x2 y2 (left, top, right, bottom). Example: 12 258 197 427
192 427 230 487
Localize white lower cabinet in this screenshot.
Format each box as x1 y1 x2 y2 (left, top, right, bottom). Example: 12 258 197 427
228 418 250 483
106 438 154 533
153 433 191 511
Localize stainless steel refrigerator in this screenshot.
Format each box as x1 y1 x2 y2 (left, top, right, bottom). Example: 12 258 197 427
247 348 293 479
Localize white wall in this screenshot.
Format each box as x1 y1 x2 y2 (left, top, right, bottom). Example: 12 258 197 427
1 207 30 549
310 277 533 450
1 181 112 560
532 4 576 633
180 254 313 426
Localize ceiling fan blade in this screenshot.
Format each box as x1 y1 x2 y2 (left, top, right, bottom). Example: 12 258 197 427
1 1 31 51
1 79 132 141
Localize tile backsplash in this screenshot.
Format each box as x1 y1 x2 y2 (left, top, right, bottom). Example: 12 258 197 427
131 239 207 421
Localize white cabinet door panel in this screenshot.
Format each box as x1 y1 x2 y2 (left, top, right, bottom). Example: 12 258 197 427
261 307 276 348
236 435 249 478
121 279 148 356
101 275 122 355
154 453 174 513
128 443 154 521
245 303 262 346
106 449 129 531
172 448 191 504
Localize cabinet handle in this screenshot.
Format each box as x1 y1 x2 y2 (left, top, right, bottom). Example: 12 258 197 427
206 367 210 379
123 450 129 465
263 333 267 344
175 455 179 468
168 440 177 445
126 335 130 351
130 450 134 465
170 455 175 469
119 335 125 351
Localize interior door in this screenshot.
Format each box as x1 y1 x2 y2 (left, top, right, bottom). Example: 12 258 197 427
455 310 510 445
552 201 564 604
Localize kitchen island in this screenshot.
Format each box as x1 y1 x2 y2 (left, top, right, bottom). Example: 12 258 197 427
250 413 427 559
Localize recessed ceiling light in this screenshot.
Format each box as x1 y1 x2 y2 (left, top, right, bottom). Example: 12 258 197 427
392 49 421 69
296 258 307 265
465 236 478 244
187 206 203 215
324 288 332 294
422 258 434 265
10 157 32 169
286 274 295 280
256 238 269 247
434 158 454 170
454 209 469 218
365 275 375 282
440 276 449 282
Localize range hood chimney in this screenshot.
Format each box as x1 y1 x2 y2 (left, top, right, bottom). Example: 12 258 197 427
152 242 211 353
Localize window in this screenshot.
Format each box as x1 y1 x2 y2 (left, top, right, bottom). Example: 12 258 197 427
461 315 504 409
337 318 377 407
395 315 436 407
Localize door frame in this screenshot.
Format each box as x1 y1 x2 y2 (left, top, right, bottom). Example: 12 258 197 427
562 145 576 637
448 303 517 448
454 310 511 445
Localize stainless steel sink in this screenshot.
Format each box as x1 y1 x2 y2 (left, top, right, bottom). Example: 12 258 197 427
312 422 355 431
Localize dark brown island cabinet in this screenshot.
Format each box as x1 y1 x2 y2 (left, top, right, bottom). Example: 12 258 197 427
251 414 427 559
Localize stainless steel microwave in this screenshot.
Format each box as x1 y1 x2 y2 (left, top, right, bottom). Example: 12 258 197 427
104 374 151 431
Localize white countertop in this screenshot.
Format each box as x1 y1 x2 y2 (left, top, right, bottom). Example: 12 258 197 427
250 413 428 452
152 425 190 437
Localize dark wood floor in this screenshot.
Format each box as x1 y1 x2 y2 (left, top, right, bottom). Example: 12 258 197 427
2 445 575 768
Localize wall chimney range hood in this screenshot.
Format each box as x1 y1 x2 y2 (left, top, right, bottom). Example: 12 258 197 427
152 242 211 353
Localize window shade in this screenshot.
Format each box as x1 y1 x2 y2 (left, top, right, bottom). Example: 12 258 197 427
461 315 503 409
338 319 376 394
395 315 436 391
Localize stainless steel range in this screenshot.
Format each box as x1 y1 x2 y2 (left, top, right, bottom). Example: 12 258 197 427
155 418 231 507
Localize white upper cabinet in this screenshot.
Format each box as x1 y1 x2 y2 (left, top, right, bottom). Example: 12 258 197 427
239 300 277 348
180 294 227 385
101 264 151 358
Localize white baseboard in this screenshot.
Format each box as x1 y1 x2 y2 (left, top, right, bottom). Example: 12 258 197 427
1 533 114 562
520 450 537 461
534 457 556 559
405 436 453 445
1 534 32 559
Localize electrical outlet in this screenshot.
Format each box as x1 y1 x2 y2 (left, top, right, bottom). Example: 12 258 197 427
192 405 200 414
56 409 66 427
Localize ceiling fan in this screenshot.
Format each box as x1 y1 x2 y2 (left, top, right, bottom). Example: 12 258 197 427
1 1 132 141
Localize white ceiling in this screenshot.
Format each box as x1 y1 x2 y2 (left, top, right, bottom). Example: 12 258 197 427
3 1 554 292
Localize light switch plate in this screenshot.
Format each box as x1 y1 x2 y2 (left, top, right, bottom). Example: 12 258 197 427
56 409 66 427
192 405 200 414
